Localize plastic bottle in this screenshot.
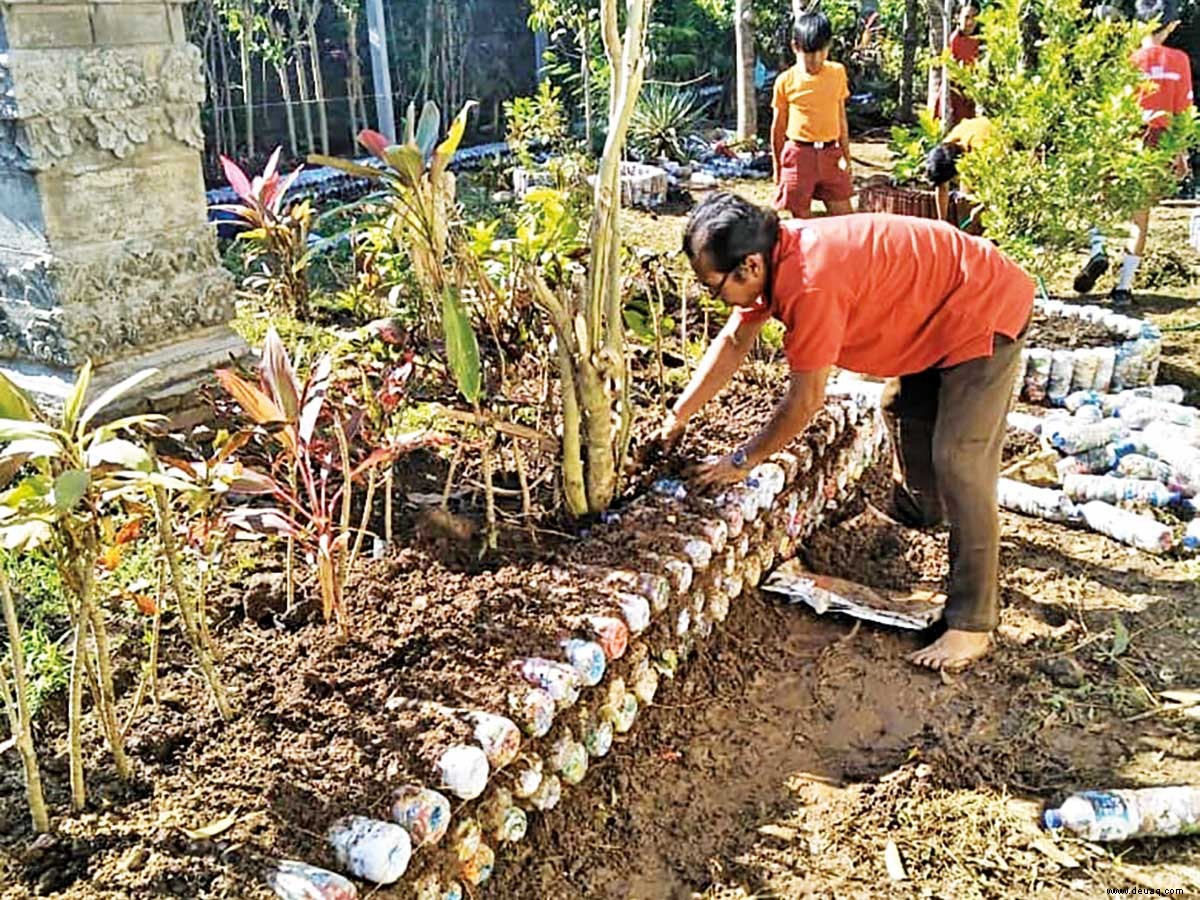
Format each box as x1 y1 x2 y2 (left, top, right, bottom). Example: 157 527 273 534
1116 454 1173 484
1117 399 1200 430
468 712 522 769
1063 390 1101 413
327 816 411 884
508 686 555 737
1007 411 1044 434
269 860 359 900
997 479 1079 523
450 818 482 862
1046 420 1129 455
1043 786 1200 840
1063 474 1178 507
580 615 629 661
652 478 688 500
1055 443 1129 478
459 841 495 887
517 658 581 709
561 638 606 687
437 745 490 800
528 772 562 811
1047 349 1075 405
1070 348 1101 393
1079 501 1173 553
478 787 528 843
1144 420 1200 451
391 786 452 847
615 591 651 634
1092 346 1116 392
1073 405 1103 424
509 753 543 799
1184 519 1200 551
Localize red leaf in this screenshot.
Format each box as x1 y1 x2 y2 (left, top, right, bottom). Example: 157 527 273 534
260 327 301 422
215 369 294 453
131 593 157 615
220 155 253 201
115 518 143 545
98 545 124 571
358 129 391 160
262 145 282 182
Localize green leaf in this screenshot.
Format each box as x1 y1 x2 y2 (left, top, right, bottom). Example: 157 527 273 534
442 288 482 405
432 101 479 183
415 100 441 162
85 438 153 472
78 368 160 434
383 144 425 188
53 469 89 512
1111 615 1130 657
0 438 61 462
306 154 381 179
0 371 35 421
0 418 58 442
63 360 93 436
623 308 653 341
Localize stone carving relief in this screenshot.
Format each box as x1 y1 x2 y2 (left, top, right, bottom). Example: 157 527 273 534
1 228 233 367
3 45 207 166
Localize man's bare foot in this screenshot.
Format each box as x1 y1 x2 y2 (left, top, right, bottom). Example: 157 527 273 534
908 629 991 672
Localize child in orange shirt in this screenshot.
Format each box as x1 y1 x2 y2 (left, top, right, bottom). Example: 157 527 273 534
940 2 981 125
1073 0 1194 305
770 12 854 218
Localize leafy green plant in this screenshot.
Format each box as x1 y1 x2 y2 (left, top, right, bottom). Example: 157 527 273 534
505 80 571 167
0 366 193 809
887 107 943 186
952 0 1200 272
215 147 313 319
630 84 709 162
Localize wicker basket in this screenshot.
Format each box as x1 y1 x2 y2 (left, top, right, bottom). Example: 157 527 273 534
858 175 940 219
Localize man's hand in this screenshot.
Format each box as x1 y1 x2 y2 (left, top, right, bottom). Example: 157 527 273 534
687 454 747 489
660 411 687 449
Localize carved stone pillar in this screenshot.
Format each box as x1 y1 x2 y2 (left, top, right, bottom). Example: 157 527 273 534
0 0 243 410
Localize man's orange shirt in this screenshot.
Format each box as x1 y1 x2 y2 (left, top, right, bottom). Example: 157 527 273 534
734 214 1034 376
1132 45 1194 130
773 61 849 143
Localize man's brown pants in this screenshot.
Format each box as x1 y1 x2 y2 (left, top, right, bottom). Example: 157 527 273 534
880 331 1027 633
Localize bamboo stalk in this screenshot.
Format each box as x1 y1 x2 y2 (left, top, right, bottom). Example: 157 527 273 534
0 569 49 832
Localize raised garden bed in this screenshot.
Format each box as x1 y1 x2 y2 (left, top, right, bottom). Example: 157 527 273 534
1018 297 1161 405
260 388 890 897
858 175 940 220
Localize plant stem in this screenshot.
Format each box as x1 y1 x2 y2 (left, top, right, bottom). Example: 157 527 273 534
0 569 50 832
85 590 131 779
67 612 87 809
154 488 234 720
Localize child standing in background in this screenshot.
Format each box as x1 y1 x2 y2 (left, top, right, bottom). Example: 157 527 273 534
770 12 854 219
941 2 981 125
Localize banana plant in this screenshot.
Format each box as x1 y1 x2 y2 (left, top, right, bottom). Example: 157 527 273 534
0 365 182 809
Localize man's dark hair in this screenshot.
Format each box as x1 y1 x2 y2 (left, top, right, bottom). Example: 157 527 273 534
682 192 780 273
792 12 833 53
926 142 964 186
960 1 980 14
1136 0 1180 28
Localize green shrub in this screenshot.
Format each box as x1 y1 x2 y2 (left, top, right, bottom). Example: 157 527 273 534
630 84 709 162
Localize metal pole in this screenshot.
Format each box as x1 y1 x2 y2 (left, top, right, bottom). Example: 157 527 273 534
365 0 396 141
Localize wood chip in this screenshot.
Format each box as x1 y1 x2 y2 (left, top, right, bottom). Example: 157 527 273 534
757 824 797 841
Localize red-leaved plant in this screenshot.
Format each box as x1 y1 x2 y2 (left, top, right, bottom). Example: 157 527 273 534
216 327 448 628
213 147 313 319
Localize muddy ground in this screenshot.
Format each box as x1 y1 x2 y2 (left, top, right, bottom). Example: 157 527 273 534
3 142 1200 899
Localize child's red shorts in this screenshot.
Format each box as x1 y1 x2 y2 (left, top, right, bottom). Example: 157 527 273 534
773 141 854 216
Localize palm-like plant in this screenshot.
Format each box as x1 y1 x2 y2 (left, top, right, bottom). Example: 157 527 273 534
629 84 708 163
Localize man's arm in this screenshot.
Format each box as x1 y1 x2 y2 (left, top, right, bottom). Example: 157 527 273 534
743 367 831 465
771 106 788 182
690 367 831 488
664 312 766 439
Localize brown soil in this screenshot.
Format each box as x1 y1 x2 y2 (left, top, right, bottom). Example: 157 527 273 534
1025 310 1119 349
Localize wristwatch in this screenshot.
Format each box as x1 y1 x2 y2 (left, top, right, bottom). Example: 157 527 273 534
730 446 750 469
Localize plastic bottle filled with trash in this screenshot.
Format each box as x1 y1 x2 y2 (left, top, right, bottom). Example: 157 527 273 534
615 591 651 634
1184 519 1200 551
1063 474 1179 507
1063 390 1102 413
1043 786 1200 841
1047 420 1129 455
1046 349 1076 405
1024 348 1051 402
1116 454 1174 483
997 479 1079 523
1055 442 1133 478
1073 405 1103 424
327 816 411 884
269 860 358 900
561 638 607 687
1070 348 1101 393
460 841 495 887
1079 501 1174 553
1007 411 1044 434
391 785 452 847
509 752 544 799
1117 399 1200 430
468 711 522 769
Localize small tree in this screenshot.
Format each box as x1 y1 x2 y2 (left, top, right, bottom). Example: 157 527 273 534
953 0 1199 273
523 0 654 517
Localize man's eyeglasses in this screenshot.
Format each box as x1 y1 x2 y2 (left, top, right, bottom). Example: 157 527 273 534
702 266 736 298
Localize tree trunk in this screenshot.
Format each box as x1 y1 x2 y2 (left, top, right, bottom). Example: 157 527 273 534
1 569 49 833
421 0 434 106
734 0 757 141
898 0 920 121
239 0 255 157
277 64 299 156
289 5 316 153
305 1 330 154
925 0 947 115
345 7 363 140
580 17 592 150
